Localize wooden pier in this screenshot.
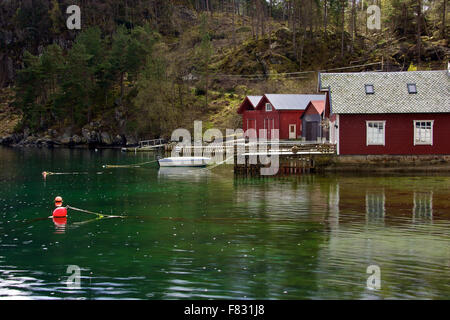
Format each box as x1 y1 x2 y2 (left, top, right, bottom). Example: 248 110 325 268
122 139 167 152
121 137 336 176
233 143 336 177
166 140 336 176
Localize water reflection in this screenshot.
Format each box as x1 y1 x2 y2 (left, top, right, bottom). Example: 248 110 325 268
157 167 211 182
328 183 340 232
366 191 385 225
233 175 449 298
234 176 444 225
1 146 449 299
52 217 67 234
0 267 46 300
413 192 433 223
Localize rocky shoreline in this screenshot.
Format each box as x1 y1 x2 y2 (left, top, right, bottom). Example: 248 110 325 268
0 126 139 149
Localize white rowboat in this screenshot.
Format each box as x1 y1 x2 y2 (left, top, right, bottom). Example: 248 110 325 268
157 157 211 167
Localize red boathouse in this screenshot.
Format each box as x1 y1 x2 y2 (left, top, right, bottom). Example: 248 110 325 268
319 70 450 155
237 94 326 140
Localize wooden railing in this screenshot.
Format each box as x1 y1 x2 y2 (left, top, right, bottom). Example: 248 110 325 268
170 141 337 155
139 139 166 148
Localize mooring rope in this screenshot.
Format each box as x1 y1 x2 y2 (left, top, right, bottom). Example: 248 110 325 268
43 171 89 177
67 205 127 219
102 159 159 169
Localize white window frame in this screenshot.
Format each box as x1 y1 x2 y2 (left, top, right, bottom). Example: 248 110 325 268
413 120 434 146
366 121 386 146
265 103 272 112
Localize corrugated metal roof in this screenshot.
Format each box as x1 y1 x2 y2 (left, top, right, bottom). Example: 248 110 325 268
265 94 326 110
248 96 263 107
319 70 450 114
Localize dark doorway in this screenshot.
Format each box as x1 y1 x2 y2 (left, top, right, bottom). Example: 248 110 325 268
305 121 319 141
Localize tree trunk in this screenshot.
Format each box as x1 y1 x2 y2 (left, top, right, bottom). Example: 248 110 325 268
251 1 255 38
293 1 297 59
288 0 292 30
255 0 259 40
299 24 306 70
120 72 124 106
268 0 273 47
403 3 407 36
205 73 209 111
259 0 265 38
417 0 422 67
341 0 345 58
351 0 356 54
442 0 447 39
309 0 313 39
232 0 236 48
324 0 328 37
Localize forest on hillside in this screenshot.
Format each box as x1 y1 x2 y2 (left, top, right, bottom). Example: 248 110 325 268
0 0 448 142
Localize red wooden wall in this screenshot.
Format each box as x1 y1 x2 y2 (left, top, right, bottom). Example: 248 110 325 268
339 113 450 155
241 109 304 139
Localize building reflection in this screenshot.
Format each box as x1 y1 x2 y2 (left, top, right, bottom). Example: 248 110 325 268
311 179 445 299
234 176 438 227
365 191 385 225
413 192 433 222
231 175 446 298
327 183 340 232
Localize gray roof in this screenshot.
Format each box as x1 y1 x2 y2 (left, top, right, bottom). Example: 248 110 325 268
247 96 263 107
265 94 326 110
319 70 450 114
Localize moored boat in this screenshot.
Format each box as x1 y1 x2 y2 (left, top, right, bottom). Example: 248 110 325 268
157 156 211 167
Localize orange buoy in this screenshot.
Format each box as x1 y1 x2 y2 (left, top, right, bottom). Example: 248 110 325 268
53 196 67 218
53 206 68 218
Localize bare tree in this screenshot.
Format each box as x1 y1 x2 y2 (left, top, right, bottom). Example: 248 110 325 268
324 0 328 37
232 0 236 48
417 0 422 66
351 0 356 53
340 0 345 58
442 0 447 39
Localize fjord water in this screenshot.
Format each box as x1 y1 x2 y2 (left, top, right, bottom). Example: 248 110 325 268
0 147 449 300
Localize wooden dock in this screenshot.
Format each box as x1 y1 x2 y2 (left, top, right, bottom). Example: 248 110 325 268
121 137 336 176
167 140 336 176
122 139 167 153
233 143 336 177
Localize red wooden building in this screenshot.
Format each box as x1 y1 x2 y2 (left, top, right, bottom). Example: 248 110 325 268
237 94 325 140
319 70 450 155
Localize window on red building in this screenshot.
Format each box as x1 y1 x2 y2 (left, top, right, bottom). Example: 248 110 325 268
414 121 433 145
366 121 385 146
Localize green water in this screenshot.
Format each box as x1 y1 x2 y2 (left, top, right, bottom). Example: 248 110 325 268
0 147 449 300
